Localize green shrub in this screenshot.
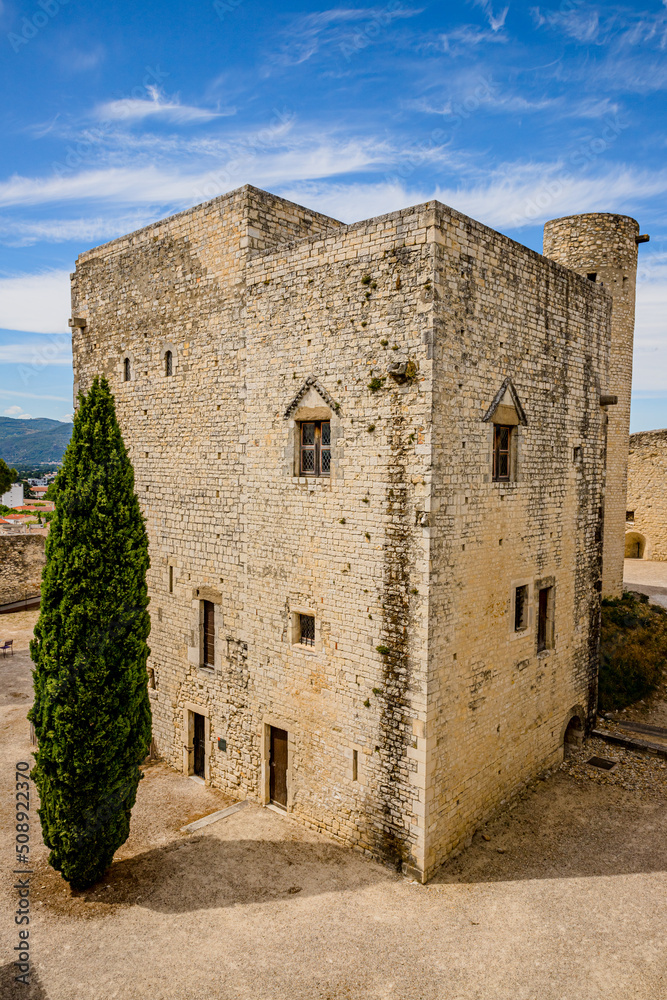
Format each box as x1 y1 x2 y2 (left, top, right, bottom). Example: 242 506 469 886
599 590 667 711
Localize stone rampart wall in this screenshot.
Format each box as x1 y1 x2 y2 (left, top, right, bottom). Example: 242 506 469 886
626 429 667 560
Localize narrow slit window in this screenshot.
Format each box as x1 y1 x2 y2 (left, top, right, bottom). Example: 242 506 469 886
123 357 131 382
169 565 174 593
165 350 173 376
203 600 215 668
299 421 331 477
352 749 358 782
299 614 315 647
537 586 554 652
514 585 529 632
493 425 512 481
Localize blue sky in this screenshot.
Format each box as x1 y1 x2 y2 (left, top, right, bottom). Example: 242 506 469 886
0 0 665 429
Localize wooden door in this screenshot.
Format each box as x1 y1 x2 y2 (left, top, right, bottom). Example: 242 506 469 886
193 713 205 777
269 727 288 808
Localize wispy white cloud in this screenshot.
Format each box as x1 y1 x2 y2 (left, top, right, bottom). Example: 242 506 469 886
437 23 509 53
3 405 30 417
0 343 72 365
469 0 509 32
0 271 71 333
0 214 162 247
279 163 667 230
633 252 667 392
95 87 228 124
0 389 71 402
0 137 391 209
272 5 422 67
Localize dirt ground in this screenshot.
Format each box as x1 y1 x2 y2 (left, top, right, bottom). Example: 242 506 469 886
1 610 666 1000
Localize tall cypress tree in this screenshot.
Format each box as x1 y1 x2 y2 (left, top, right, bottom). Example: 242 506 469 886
29 377 152 890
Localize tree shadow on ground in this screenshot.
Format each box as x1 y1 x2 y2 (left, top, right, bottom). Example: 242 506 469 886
432 776 667 884
48 833 394 915
0 649 34 706
0 962 49 1000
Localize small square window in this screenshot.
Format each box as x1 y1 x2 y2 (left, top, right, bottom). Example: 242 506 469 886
626 510 635 522
299 614 315 647
299 421 330 477
514 585 529 631
493 425 512 481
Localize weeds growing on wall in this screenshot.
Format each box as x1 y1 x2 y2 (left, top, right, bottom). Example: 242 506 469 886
599 591 667 711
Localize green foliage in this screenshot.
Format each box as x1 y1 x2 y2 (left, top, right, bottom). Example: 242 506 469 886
599 591 667 711
376 645 391 655
368 377 385 393
0 457 17 495
0 503 12 516
29 377 152 890
361 274 371 285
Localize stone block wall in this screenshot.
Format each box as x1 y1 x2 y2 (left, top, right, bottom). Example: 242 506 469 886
0 535 46 606
426 203 610 877
626 429 667 560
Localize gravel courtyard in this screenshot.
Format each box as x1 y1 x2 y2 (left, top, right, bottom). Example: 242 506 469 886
1 610 666 1000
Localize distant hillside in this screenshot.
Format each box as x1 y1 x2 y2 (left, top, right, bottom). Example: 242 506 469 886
0 416 72 464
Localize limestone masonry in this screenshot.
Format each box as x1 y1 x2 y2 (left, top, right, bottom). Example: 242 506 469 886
0 535 45 608
626 429 667 560
70 186 640 881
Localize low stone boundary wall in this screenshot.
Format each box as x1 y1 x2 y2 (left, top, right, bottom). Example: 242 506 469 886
0 535 46 607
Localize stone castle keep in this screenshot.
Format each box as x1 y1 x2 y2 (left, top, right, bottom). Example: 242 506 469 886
69 186 642 881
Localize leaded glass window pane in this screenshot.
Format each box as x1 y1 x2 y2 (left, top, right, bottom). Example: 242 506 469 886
493 424 512 481
302 423 315 445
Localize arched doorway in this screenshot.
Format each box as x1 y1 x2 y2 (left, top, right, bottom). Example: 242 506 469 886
562 708 585 757
624 531 646 559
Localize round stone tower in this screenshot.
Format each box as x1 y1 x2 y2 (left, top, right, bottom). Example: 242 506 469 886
543 213 646 598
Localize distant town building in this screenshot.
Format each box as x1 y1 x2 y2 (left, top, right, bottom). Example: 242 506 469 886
70 186 642 882
1 483 23 508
